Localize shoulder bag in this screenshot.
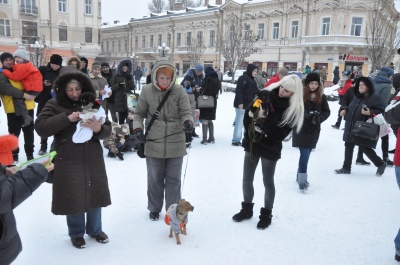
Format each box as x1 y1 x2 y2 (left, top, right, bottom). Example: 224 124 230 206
197 81 215 108
349 103 380 149
137 90 172 158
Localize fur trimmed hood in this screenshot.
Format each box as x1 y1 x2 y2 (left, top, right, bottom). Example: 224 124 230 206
151 58 178 91
53 72 96 109
354 76 375 98
67 56 82 70
116 58 133 76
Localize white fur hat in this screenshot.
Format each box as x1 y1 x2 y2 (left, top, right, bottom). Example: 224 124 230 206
13 46 30 61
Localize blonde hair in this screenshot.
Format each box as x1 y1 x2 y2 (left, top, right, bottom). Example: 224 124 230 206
264 74 304 133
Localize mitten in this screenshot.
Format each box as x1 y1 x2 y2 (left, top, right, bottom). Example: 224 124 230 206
183 120 193 133
133 128 145 143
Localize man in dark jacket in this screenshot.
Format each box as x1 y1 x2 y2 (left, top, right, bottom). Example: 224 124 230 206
101 62 117 123
231 64 259 146
37 54 63 155
0 158 52 264
133 66 143 90
80 57 89 74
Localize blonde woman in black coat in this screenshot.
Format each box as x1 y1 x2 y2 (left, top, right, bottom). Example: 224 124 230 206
199 66 221 144
292 73 330 191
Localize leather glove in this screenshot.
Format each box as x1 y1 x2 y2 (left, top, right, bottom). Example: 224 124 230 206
133 128 145 144
183 120 193 133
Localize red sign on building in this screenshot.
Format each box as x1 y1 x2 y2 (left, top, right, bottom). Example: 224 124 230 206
341 54 368 62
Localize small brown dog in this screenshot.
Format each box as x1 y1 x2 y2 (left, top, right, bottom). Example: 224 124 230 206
164 199 194 245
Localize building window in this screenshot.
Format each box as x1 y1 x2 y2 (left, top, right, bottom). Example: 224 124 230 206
59 25 67 41
229 25 235 41
0 19 10 36
177 33 181 46
124 39 127 52
351 17 363 36
150 35 153 48
209 30 215 47
22 21 37 44
58 0 66 12
258 24 264 40
85 0 92 15
158 34 162 46
244 24 250 39
167 33 171 47
98 29 100 44
20 0 38 14
135 36 138 49
186 32 191 46
106 41 109 52
142 36 145 48
85 27 92 43
118 40 121 52
322 18 330 35
111 41 115 52
272 22 279 39
0 0 8 4
291 21 298 38
197 31 203 45
98 2 101 17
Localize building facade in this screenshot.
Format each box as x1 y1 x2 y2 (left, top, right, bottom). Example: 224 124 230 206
0 0 102 66
101 0 398 82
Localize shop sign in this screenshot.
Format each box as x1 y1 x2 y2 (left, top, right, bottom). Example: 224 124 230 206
341 54 366 62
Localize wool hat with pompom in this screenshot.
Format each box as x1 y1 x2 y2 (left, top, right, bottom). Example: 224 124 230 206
0 134 19 166
13 46 30 61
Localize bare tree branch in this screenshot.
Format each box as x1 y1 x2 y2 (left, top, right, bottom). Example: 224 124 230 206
167 0 202 10
186 36 206 67
365 1 400 72
148 0 166 13
216 9 261 81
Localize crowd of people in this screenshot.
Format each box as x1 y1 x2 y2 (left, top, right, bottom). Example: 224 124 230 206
1 46 400 262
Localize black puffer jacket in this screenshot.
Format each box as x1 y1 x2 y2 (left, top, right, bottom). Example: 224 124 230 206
0 164 47 265
110 59 134 112
233 65 258 109
292 94 330 148
37 63 62 115
242 88 292 161
343 76 385 142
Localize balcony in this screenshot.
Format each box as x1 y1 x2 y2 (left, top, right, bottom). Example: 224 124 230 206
20 6 38 16
140 47 156 53
300 35 366 46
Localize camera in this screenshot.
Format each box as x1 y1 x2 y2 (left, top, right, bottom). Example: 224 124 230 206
311 115 320 126
309 110 320 116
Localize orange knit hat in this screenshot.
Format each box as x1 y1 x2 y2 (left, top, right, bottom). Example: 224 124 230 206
0 135 19 165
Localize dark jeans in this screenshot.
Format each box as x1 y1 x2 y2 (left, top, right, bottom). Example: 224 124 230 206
66 207 102 238
118 111 127 125
107 102 118 123
298 148 312 173
343 141 383 170
7 110 35 157
242 152 277 210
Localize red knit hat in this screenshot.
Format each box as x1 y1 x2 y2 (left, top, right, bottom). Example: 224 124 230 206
0 135 19 165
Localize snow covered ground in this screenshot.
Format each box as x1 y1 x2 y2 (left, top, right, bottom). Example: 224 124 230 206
4 85 400 265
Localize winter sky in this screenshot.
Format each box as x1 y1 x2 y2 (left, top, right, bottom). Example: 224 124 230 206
102 0 400 25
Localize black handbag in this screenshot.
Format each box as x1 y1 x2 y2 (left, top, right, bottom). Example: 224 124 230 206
137 90 172 158
349 120 380 149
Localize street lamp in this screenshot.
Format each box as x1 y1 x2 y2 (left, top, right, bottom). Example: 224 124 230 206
30 40 44 67
158 43 170 58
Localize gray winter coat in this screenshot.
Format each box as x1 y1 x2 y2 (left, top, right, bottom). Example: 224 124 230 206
133 59 192 158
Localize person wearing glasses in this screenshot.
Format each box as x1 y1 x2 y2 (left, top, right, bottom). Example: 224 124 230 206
232 74 304 230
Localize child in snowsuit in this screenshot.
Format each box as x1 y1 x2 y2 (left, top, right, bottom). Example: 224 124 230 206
103 123 129 160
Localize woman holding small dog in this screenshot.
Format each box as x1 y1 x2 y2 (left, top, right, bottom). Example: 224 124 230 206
292 72 330 191
132 59 193 221
35 72 112 249
232 74 304 229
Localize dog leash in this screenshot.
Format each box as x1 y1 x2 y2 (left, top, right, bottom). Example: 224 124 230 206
181 144 191 196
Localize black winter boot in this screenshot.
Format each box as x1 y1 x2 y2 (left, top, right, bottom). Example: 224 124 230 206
232 202 254 222
257 208 272 230
116 152 124 161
